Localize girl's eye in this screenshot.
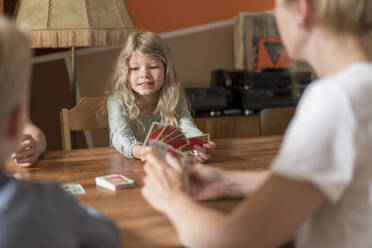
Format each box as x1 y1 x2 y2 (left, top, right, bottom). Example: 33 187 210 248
129 67 139 71
150 66 159 69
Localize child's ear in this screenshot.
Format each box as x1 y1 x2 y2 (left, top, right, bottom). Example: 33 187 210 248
7 104 25 139
297 0 313 30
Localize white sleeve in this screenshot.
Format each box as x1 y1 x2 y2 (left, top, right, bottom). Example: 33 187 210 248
107 94 142 158
271 83 356 203
177 100 204 138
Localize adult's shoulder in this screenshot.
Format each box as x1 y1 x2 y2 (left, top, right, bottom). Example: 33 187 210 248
333 63 372 119
0 179 110 247
4 179 78 209
296 76 350 116
0 179 81 230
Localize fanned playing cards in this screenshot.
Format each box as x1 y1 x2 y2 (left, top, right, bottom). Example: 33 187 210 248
144 122 210 165
143 122 210 151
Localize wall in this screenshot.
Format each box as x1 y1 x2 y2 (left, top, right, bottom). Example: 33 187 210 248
125 0 274 33
30 0 275 149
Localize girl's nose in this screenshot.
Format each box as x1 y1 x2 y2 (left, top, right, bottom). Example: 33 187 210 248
140 67 150 78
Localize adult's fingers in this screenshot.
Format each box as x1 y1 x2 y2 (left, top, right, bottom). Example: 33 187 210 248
20 134 33 142
189 162 204 174
15 154 38 166
12 147 36 159
144 151 169 171
165 153 183 172
17 162 33 167
140 147 153 162
143 162 168 189
15 140 33 153
19 136 36 147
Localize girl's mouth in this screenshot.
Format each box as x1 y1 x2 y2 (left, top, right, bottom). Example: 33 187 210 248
138 82 154 87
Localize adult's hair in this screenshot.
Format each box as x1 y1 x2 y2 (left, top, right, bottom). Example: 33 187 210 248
0 17 31 137
287 0 372 35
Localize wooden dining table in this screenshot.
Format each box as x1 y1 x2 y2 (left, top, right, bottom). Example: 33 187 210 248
6 135 283 248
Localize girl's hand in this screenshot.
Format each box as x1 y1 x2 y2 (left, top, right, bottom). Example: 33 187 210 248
187 163 227 200
132 145 148 161
11 134 39 167
141 151 188 213
193 141 216 163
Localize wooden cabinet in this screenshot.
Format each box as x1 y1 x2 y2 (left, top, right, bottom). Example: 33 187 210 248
259 107 295 136
194 107 296 139
194 115 260 139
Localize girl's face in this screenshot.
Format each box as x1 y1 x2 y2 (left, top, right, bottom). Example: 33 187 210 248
128 50 165 98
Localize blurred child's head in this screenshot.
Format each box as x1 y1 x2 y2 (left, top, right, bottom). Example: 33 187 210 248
0 17 31 164
277 0 372 34
275 0 372 60
105 31 184 133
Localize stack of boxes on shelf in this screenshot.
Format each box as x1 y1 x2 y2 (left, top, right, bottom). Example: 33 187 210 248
233 11 290 72
186 12 314 118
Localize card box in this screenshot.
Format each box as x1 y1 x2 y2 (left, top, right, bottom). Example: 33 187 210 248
95 174 134 191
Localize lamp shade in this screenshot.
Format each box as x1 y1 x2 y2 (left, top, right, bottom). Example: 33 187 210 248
15 0 135 48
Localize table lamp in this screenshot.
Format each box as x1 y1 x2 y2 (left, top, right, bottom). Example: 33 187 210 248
15 0 135 104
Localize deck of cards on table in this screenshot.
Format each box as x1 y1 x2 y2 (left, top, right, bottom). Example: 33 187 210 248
143 122 209 151
95 174 134 191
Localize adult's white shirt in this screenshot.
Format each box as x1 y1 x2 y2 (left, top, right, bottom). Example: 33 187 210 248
272 63 372 248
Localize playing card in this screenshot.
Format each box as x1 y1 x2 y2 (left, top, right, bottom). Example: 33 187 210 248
165 145 185 160
157 125 177 141
150 140 191 167
150 140 168 162
62 184 86 195
160 128 182 143
143 122 167 146
166 133 189 149
95 174 135 191
183 134 210 151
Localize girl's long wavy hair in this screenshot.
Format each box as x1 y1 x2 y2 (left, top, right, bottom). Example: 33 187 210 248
99 31 187 135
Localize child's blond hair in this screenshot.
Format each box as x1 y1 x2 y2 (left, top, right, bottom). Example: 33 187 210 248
285 0 372 35
0 17 30 139
0 17 30 164
101 31 186 134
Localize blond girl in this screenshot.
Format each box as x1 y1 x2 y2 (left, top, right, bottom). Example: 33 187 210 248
104 31 215 160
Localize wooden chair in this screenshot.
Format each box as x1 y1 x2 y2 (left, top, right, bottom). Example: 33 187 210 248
60 97 108 151
259 107 296 136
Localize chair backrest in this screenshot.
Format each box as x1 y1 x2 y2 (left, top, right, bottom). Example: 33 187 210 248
60 97 108 151
259 107 295 136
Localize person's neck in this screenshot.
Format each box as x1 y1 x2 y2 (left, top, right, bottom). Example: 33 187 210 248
304 27 372 78
137 94 158 115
